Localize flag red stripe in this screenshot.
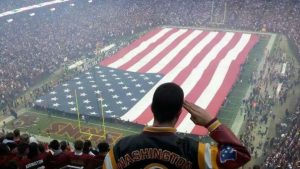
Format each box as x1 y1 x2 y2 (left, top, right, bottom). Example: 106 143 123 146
191 35 259 135
119 29 179 70
100 28 162 66
175 33 242 128
135 32 226 124
160 31 210 75
137 29 194 73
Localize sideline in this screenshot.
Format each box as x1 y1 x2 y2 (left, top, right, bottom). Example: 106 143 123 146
231 34 277 135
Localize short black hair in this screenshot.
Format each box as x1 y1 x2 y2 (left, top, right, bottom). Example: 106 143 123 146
60 140 68 151
151 83 184 123
97 141 110 153
49 140 60 150
38 143 45 153
74 140 84 151
83 140 92 154
6 132 14 140
13 129 20 137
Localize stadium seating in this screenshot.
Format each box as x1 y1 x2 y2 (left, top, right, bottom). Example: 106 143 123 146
0 130 109 169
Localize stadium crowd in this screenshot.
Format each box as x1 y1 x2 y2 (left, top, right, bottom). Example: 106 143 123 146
1 0 300 110
263 104 300 169
0 129 109 169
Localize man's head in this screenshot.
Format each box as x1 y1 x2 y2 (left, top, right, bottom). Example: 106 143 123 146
20 134 30 144
74 140 84 151
49 140 60 150
5 132 14 140
13 129 20 138
151 83 184 124
97 141 110 154
60 140 69 151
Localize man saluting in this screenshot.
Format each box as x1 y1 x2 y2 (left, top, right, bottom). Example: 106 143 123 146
103 82 250 169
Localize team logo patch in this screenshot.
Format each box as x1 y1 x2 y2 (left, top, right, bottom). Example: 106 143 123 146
220 146 237 163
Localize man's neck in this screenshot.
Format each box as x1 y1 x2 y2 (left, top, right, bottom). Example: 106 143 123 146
153 120 175 128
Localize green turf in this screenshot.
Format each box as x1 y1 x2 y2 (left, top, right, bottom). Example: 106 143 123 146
6 110 142 144
34 109 141 135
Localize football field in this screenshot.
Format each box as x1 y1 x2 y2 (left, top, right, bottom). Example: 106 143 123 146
6 28 271 144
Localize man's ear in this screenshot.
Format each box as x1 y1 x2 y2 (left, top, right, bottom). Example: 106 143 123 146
172 110 182 126
176 109 182 119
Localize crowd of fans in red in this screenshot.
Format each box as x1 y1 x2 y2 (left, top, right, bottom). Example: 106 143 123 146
0 129 109 169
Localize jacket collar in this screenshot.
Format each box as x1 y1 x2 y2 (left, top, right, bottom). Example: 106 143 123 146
143 126 176 133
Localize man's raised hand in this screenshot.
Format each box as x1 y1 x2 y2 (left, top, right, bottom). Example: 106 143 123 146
183 100 213 126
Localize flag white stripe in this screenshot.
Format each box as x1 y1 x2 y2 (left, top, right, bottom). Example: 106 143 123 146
148 30 203 73
128 29 188 72
177 34 252 133
121 31 219 121
108 28 172 68
147 32 235 126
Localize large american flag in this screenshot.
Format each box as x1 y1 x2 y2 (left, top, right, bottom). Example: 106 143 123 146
36 28 259 135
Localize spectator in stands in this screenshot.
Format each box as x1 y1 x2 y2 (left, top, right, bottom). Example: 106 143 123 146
3 132 17 151
37 143 48 160
60 140 70 153
13 129 21 145
83 140 95 156
89 141 110 169
67 140 93 168
47 139 68 169
0 143 11 167
20 134 30 144
12 142 29 167
19 142 46 169
103 83 251 169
